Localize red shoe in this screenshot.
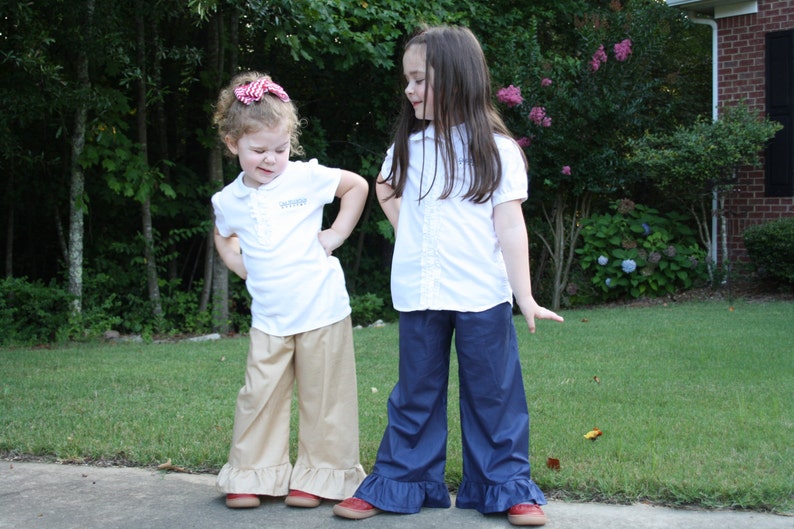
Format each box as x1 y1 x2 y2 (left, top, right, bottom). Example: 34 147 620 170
225 493 261 509
333 497 382 519
507 503 547 526
285 489 322 508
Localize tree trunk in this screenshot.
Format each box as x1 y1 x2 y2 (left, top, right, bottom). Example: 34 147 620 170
203 8 240 333
4 170 13 278
136 1 163 321
151 17 177 283
537 190 591 310
199 10 222 316
719 192 729 281
551 194 565 310
350 180 376 290
208 145 229 332
531 240 549 301
560 192 591 303
67 0 95 315
690 197 714 285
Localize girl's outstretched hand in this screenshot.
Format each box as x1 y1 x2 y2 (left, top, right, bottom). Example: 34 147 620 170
516 297 564 334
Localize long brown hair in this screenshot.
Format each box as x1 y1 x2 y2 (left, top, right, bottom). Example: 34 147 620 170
385 25 524 203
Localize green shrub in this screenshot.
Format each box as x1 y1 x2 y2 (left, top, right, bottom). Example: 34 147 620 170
159 279 213 335
743 218 794 285
349 292 384 327
0 277 74 345
574 199 708 303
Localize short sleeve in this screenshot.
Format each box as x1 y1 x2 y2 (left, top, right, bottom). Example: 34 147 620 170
492 136 529 206
305 158 343 205
211 191 232 237
380 144 396 179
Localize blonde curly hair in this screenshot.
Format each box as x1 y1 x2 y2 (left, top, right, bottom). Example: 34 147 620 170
212 71 304 157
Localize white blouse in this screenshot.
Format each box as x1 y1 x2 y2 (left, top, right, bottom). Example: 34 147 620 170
212 160 351 336
384 124 529 312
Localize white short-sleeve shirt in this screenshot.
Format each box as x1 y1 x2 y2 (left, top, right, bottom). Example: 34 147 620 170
383 124 528 312
212 159 351 336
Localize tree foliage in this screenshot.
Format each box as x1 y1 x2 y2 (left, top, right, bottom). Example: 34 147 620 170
629 101 782 271
0 0 713 340
630 102 782 198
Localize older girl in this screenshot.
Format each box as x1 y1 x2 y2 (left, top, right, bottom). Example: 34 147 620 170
333 26 563 526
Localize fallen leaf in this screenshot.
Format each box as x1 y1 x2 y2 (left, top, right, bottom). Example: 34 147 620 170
157 458 189 473
546 457 560 471
584 427 603 440
593 376 600 384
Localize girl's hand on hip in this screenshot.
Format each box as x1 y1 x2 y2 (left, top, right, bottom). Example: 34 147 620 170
318 228 345 256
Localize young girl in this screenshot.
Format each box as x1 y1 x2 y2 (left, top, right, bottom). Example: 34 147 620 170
332 26 563 526
211 72 368 509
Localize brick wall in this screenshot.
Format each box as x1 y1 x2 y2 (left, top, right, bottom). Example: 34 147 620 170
717 0 794 262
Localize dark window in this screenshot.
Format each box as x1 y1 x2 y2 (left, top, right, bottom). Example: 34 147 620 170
765 30 794 197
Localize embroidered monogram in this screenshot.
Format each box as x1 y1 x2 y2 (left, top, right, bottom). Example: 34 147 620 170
279 198 308 209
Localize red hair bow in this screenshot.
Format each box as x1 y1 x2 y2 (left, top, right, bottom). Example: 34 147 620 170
234 78 290 105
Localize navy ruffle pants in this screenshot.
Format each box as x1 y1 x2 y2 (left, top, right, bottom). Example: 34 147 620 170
354 302 546 514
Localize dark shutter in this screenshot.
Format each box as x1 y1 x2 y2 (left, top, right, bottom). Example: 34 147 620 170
765 30 794 197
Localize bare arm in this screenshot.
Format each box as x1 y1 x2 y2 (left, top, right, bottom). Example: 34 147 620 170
214 228 247 280
318 170 369 255
375 172 401 231
493 199 563 333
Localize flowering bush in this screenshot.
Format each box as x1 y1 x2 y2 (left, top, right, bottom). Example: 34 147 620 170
497 31 640 189
574 200 708 302
486 0 712 309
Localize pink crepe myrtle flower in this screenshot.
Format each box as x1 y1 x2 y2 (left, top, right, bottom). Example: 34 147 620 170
541 116 552 127
529 106 548 125
517 136 532 148
561 165 571 175
614 39 632 62
541 77 553 87
590 44 608 71
497 85 524 108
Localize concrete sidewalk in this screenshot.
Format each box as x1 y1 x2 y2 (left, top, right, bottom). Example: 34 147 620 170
1 461 790 529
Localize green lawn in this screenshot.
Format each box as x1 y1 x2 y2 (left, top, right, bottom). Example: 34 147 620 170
1 299 792 513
